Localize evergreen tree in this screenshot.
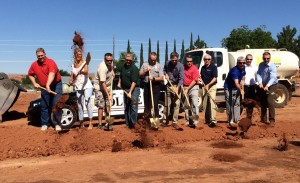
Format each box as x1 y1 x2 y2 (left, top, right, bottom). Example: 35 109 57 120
165 40 169 62
157 40 160 63
140 43 144 68
180 40 185 62
189 32 194 50
173 39 177 53
127 39 131 53
115 51 138 72
194 35 207 49
148 38 152 56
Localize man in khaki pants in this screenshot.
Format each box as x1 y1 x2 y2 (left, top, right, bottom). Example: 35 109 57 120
200 54 218 127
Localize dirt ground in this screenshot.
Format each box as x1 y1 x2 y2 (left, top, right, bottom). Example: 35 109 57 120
0 91 300 183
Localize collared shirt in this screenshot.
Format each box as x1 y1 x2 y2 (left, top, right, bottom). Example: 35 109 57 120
140 62 164 83
257 62 278 87
28 57 61 87
245 64 257 86
163 60 184 87
94 61 113 91
200 63 218 86
120 63 140 89
183 64 199 86
224 66 246 90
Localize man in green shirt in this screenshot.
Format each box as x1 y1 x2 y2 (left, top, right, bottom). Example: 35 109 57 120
117 53 140 128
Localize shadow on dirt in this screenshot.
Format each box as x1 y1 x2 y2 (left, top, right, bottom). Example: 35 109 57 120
2 110 26 122
211 141 244 149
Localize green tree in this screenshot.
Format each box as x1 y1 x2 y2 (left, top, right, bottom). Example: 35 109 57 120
194 35 207 49
115 51 138 72
148 38 152 56
189 32 194 50
173 39 176 53
157 40 160 63
59 69 70 76
165 40 168 62
140 43 144 68
180 40 185 62
127 39 131 53
222 25 276 51
277 25 298 52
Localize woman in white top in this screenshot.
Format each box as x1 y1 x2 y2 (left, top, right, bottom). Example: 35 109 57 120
69 48 94 129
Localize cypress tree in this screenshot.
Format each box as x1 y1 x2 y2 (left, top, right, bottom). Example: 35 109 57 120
140 43 144 68
173 39 176 52
190 32 194 50
127 39 131 53
180 39 185 62
148 38 152 56
157 40 160 63
165 40 168 62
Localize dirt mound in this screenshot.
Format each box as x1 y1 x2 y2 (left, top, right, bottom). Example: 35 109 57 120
211 140 244 149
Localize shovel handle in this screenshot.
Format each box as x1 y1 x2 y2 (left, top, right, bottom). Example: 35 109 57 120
39 86 58 95
149 71 156 117
181 85 191 108
166 79 181 99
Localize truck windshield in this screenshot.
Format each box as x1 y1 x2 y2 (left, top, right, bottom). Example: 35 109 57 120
181 51 204 69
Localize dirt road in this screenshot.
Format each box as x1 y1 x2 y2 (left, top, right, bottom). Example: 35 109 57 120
0 92 299 182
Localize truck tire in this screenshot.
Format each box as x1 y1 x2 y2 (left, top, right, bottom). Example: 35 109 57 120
52 104 77 129
274 83 289 108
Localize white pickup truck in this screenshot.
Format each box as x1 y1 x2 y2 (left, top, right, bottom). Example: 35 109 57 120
27 76 166 129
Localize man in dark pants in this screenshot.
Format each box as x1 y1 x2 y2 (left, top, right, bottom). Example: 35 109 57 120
139 52 164 118
257 52 278 125
117 53 140 128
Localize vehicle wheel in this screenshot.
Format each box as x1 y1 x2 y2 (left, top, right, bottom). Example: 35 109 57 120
274 83 289 108
52 104 77 129
158 100 165 121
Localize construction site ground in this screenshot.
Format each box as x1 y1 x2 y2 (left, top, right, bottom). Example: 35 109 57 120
0 87 300 182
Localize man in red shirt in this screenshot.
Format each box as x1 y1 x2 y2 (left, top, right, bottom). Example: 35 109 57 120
183 55 200 128
28 48 62 131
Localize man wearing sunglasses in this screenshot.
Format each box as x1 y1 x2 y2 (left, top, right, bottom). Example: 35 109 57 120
224 56 246 127
244 54 258 120
94 53 114 130
257 52 278 125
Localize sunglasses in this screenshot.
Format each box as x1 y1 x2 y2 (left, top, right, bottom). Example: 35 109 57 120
106 60 113 62
247 59 253 61
204 59 211 61
263 58 270 60
126 59 133 61
238 62 246 64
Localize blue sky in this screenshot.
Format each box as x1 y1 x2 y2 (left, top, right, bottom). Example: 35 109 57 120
1 0 300 74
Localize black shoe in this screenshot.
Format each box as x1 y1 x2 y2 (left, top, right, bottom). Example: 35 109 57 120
161 123 168 127
208 122 216 127
172 123 178 127
97 124 103 129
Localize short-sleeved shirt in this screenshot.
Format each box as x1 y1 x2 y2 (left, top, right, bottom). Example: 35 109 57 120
94 61 113 91
120 63 140 89
200 63 218 86
163 60 184 86
224 66 246 90
28 57 61 87
245 64 257 86
183 64 199 86
139 62 164 83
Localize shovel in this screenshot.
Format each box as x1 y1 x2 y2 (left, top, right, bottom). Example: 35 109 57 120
149 71 160 129
181 85 198 121
105 78 114 126
199 78 225 113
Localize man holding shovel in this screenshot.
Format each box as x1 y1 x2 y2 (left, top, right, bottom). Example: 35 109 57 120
139 52 164 128
200 54 218 127
94 53 114 130
28 48 62 131
162 52 184 128
117 53 140 129
183 55 200 128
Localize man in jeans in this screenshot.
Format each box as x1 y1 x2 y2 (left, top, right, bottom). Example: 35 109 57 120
163 52 184 127
28 48 62 131
183 55 199 128
200 54 218 127
224 56 246 127
257 52 278 125
117 53 140 129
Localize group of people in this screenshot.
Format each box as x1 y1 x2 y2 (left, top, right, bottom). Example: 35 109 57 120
28 47 278 131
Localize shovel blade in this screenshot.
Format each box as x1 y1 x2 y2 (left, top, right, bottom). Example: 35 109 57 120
106 117 114 125
149 118 160 129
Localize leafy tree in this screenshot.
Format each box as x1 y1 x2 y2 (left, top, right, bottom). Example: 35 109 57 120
127 39 131 53
140 43 144 68
157 40 160 63
173 39 176 53
189 32 194 50
59 69 70 76
148 38 152 56
165 40 168 62
222 25 276 51
194 35 207 49
277 25 298 55
115 51 138 72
